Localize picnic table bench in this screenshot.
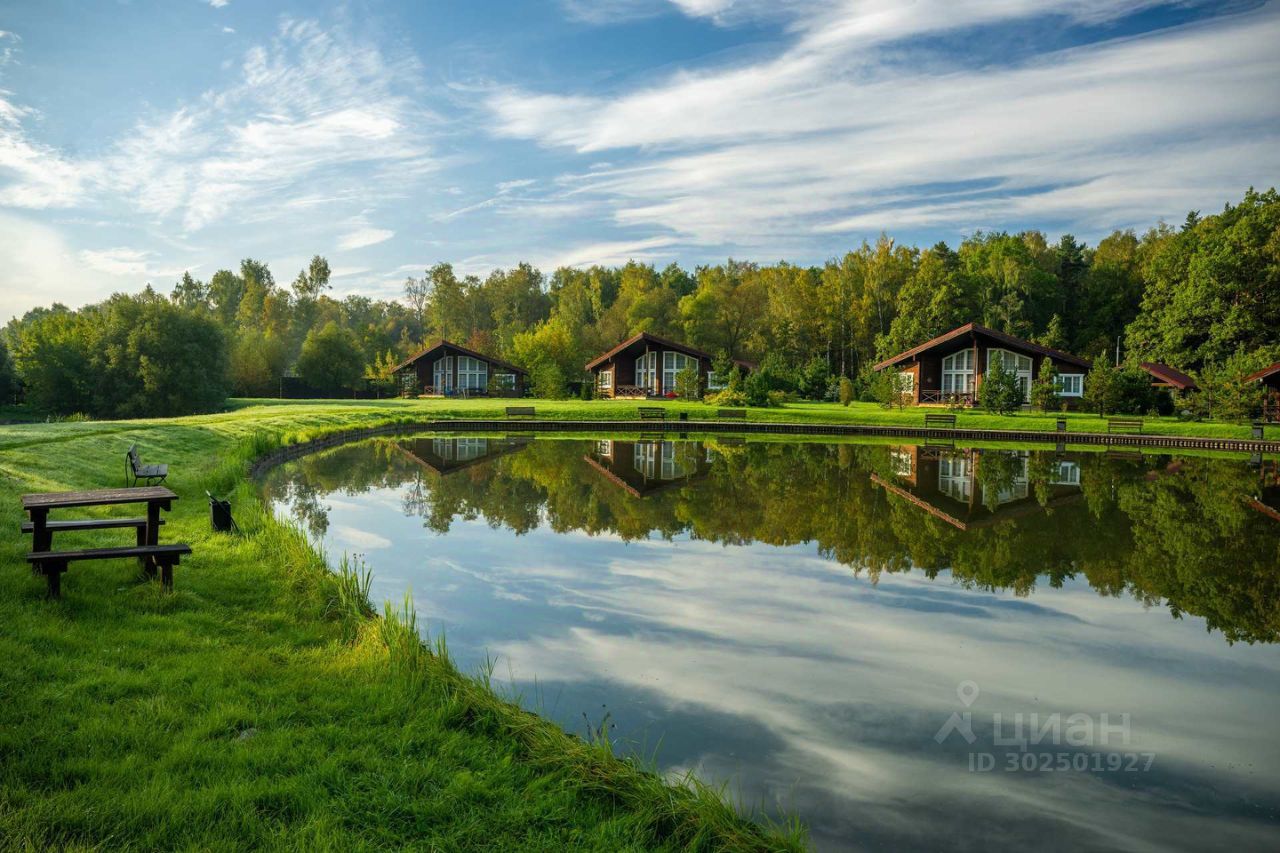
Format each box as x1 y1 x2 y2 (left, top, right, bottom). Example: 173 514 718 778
505 406 536 419
126 444 168 487
637 407 666 421
718 409 747 420
1106 417 1143 435
924 413 957 429
20 486 188 597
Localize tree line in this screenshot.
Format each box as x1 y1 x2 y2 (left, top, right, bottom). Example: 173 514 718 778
2 187 1276 417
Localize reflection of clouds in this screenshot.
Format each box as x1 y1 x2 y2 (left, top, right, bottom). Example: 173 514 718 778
330 525 392 550
268 455 1280 851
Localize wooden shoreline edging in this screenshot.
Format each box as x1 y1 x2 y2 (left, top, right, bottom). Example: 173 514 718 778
248 419 1280 476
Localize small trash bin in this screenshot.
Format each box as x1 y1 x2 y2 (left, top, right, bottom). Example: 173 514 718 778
679 412 689 422
207 490 235 533
1056 419 1067 432
1252 423 1265 440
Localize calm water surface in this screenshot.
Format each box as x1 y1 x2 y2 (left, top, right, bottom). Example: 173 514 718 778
263 435 1280 851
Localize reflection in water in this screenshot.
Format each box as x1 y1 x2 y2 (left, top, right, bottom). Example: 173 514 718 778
263 437 1280 851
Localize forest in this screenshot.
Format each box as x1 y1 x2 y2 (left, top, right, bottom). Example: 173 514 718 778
2 187 1277 418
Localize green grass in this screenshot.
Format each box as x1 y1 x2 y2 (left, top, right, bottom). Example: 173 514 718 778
0 408 806 851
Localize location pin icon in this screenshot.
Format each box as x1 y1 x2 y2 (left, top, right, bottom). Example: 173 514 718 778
957 680 980 707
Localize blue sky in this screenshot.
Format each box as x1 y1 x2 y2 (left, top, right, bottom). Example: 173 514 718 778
0 0 1277 319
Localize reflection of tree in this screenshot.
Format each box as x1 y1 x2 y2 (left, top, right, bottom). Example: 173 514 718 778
265 437 1280 644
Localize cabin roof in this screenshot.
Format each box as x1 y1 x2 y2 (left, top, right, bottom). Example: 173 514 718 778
1245 361 1280 382
392 339 528 375
584 331 756 371
1139 362 1198 390
872 322 1091 371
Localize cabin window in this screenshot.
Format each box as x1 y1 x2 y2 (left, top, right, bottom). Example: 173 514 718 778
433 356 454 391
941 350 975 394
492 372 516 390
662 351 696 392
706 371 727 391
457 356 488 391
636 352 657 392
897 372 915 394
597 369 613 390
1055 373 1084 397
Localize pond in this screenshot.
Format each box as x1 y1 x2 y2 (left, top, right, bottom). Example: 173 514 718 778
263 435 1280 851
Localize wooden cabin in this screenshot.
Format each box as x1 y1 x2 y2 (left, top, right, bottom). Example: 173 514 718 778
1247 362 1280 422
585 332 753 399
873 323 1092 407
392 340 528 397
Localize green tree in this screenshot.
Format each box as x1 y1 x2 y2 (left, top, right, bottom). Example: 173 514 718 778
1083 359 1118 415
1029 360 1061 412
296 322 364 395
1196 351 1270 423
674 364 702 400
838 376 854 406
170 271 209 310
979 355 1022 415
292 255 331 299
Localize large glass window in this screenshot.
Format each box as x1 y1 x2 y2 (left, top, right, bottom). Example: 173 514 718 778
492 372 516 391
433 356 454 391
457 356 488 391
986 349 1033 401
941 350 974 395
1055 374 1084 397
635 352 657 392
662 351 696 392
597 369 613 391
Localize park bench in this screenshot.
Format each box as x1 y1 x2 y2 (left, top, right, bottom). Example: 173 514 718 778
718 409 747 420
637 407 666 421
1107 418 1143 435
924 413 957 429
27 544 192 597
505 406 536 420
126 444 168 488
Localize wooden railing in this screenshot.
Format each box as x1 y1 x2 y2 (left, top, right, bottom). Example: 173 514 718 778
919 390 974 406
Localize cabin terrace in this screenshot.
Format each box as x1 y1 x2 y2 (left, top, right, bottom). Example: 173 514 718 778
873 323 1092 408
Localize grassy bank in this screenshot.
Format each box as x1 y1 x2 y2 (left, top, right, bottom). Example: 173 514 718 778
0 409 805 850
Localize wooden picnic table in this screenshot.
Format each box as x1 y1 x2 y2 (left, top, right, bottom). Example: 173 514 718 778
20 486 182 596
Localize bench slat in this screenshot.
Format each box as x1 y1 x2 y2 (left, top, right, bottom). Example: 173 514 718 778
637 407 666 420
21 486 176 510
21 517 164 533
26 543 191 563
718 409 747 419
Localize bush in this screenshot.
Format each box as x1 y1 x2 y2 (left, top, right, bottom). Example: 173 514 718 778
705 387 749 408
297 322 364 395
1029 361 1060 412
838 376 854 406
743 371 771 407
1195 351 1269 422
797 357 831 400
530 362 568 398
674 364 702 399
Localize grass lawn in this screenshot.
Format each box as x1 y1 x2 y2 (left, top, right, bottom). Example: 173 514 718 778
0 406 805 851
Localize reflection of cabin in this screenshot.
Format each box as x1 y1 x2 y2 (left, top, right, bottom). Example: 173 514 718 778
585 332 754 399
1247 362 1280 423
870 446 1083 530
873 323 1091 407
584 439 712 497
393 340 528 397
1138 362 1198 394
397 436 531 476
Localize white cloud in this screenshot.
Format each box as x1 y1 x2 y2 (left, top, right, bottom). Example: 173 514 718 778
491 2 1280 247
338 227 395 250
207 0 230 8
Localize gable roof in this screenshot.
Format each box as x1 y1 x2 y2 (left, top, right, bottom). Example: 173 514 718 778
392 339 527 375
585 331 755 371
873 322 1091 371
1139 362 1198 390
1246 362 1280 382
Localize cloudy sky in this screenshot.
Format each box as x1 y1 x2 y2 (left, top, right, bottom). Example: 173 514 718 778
0 0 1277 319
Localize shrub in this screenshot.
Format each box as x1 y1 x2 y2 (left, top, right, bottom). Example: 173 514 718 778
530 362 568 399
797 357 831 400
743 371 771 407
1195 351 1269 422
838 376 854 407
297 322 365 395
674 364 702 399
1029 361 1060 412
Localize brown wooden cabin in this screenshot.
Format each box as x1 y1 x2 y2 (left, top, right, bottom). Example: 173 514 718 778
1139 362 1198 393
1247 362 1280 423
873 323 1092 408
392 340 528 397
585 332 754 399
870 445 1083 530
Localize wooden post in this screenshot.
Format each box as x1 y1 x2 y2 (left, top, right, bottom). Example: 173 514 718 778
44 561 65 599
160 560 174 591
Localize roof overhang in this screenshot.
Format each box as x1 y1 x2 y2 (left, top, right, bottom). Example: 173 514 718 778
873 323 1091 371
393 340 528 375
585 331 717 371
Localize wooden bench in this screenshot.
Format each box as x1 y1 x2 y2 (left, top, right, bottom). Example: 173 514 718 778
1107 418 1143 435
126 444 168 488
505 406 536 420
27 544 192 597
718 409 747 420
924 413 956 429
637 407 666 421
